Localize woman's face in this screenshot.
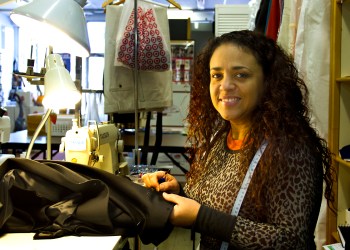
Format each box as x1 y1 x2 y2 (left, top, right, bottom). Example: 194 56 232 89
209 43 264 126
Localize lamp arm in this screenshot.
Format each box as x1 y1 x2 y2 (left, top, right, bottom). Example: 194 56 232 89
26 108 52 159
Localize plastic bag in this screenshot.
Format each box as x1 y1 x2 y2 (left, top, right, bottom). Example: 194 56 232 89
114 0 170 71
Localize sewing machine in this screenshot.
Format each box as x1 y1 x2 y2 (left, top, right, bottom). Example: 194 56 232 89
60 120 128 175
0 109 15 164
0 115 10 144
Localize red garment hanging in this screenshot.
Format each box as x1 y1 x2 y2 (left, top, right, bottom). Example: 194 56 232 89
265 0 282 41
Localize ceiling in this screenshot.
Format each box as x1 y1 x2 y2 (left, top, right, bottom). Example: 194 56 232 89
0 0 250 22
85 0 250 10
1 0 250 11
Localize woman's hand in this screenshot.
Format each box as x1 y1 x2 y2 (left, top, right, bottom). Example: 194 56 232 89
162 192 201 227
142 171 180 194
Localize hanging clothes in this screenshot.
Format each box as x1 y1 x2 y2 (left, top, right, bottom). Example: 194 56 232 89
265 0 283 41
276 0 291 53
254 0 284 41
104 4 172 114
247 0 263 31
294 0 330 156
114 0 171 71
254 0 271 34
83 91 107 125
277 0 302 57
293 1 331 248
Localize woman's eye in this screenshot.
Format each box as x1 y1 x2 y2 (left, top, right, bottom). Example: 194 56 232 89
211 73 222 79
235 73 249 78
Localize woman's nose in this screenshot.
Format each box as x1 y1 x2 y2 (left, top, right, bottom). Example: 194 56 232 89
220 75 235 90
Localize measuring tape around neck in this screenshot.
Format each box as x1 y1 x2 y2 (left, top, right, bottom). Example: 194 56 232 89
220 140 268 250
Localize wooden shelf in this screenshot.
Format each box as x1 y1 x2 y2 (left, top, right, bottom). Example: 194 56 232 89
327 0 350 245
335 156 350 168
336 76 350 83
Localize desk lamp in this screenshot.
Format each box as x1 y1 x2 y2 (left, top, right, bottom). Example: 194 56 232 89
25 53 81 160
10 0 90 57
9 0 90 159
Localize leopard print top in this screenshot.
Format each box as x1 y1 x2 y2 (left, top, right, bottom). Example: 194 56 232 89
184 131 323 249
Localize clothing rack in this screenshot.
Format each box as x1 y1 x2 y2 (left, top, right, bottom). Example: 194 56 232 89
133 0 140 165
102 0 182 10
103 0 181 166
130 0 182 166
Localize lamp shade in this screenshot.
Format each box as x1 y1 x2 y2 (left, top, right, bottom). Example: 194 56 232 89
10 0 90 57
42 54 81 109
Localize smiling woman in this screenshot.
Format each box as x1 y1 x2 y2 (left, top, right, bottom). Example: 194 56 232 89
142 30 335 250
209 43 264 135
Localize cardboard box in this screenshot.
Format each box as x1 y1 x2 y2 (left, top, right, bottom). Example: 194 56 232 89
5 103 45 132
27 113 45 136
27 113 76 137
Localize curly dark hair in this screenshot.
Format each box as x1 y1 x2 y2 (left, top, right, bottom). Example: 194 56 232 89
186 30 334 208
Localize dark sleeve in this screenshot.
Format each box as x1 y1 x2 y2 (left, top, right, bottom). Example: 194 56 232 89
178 183 187 197
193 205 237 242
254 0 271 34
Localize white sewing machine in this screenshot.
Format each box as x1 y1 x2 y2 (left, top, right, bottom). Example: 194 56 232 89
0 115 11 144
60 120 128 175
0 111 15 164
